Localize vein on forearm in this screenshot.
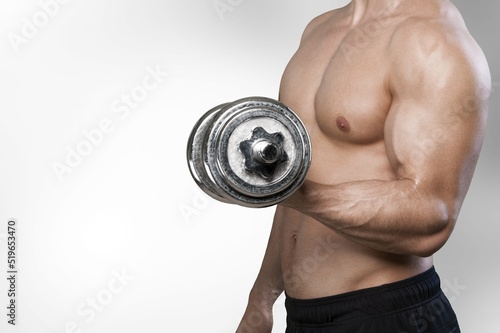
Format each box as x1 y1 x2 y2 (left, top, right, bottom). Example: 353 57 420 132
304 179 449 255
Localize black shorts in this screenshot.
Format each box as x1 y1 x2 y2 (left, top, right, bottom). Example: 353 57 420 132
285 267 460 333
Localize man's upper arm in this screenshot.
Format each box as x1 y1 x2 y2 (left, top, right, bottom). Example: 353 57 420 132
384 20 490 218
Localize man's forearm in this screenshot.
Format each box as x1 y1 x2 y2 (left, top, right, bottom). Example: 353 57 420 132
236 209 285 333
283 179 455 257
249 208 285 304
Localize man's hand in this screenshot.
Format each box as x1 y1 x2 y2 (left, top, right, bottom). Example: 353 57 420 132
281 180 318 214
236 298 274 333
236 209 284 332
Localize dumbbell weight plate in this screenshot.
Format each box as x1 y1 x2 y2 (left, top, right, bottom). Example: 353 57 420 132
206 97 311 208
186 103 233 203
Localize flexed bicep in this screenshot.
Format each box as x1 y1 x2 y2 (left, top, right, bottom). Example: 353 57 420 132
385 19 490 216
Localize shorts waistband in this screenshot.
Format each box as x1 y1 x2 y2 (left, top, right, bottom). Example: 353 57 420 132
285 266 442 324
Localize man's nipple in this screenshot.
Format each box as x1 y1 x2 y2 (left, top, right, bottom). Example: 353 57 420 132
336 116 351 133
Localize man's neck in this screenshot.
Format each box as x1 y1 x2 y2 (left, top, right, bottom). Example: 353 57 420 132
348 0 402 25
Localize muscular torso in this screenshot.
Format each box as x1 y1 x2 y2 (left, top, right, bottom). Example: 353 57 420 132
277 1 464 299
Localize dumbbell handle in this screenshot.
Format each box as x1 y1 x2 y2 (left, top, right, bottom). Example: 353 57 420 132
251 139 281 164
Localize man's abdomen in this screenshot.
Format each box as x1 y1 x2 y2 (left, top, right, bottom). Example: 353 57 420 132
280 208 434 299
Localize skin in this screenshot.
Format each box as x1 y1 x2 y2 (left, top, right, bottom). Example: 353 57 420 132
236 0 491 332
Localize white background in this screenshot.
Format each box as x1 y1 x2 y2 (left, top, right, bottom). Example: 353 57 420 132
0 0 498 332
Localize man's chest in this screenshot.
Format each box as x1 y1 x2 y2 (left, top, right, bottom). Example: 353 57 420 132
280 22 396 144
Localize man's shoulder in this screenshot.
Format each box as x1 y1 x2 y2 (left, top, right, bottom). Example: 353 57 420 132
387 5 491 108
389 5 480 64
300 9 342 42
389 7 489 84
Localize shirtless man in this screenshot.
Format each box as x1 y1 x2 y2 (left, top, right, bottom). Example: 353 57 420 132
236 0 490 332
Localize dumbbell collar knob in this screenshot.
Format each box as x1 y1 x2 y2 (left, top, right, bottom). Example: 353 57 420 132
239 127 288 180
